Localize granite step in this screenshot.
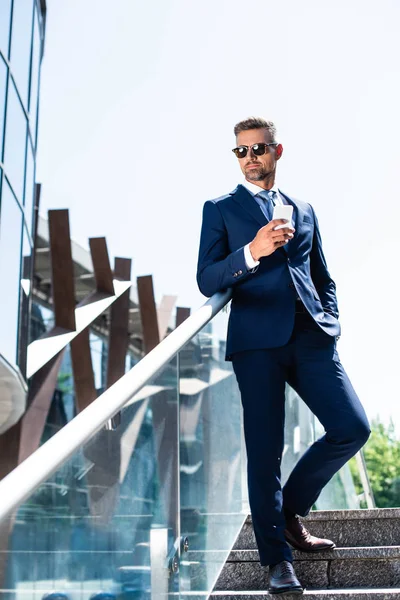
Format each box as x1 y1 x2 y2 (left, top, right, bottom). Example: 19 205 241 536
211 590 400 599
215 546 400 590
234 509 400 549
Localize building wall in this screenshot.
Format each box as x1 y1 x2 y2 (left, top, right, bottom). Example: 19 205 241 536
0 0 45 374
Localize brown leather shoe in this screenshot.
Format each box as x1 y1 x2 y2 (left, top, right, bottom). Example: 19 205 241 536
284 514 336 552
268 560 303 594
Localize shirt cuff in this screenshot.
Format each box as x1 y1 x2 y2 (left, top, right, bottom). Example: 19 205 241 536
244 243 260 270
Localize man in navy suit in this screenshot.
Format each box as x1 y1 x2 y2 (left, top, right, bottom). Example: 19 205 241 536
196 117 370 594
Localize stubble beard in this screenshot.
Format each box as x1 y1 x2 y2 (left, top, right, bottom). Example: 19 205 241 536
244 165 267 181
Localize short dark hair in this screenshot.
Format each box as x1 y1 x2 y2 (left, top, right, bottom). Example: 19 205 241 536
233 117 277 141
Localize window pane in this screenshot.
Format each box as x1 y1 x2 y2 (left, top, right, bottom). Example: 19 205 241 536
24 139 34 233
10 0 34 108
0 181 23 366
30 303 53 343
18 228 33 375
0 58 7 160
28 8 40 143
4 80 27 201
0 0 12 59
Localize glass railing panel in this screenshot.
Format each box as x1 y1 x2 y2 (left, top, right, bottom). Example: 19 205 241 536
283 387 359 510
1 356 179 600
0 289 366 600
178 309 247 597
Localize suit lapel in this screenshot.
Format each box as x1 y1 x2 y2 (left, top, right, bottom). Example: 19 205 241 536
230 184 268 228
230 185 306 256
231 184 289 257
231 185 302 230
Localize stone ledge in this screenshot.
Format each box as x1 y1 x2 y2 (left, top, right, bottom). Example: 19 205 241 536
245 508 400 524
211 590 400 599
236 518 400 550
216 551 400 590
228 546 400 562
304 509 400 521
213 560 329 591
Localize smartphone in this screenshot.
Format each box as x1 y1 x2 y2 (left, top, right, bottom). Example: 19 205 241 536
272 204 293 230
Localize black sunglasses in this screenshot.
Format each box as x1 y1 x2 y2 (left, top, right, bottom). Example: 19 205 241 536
232 142 277 159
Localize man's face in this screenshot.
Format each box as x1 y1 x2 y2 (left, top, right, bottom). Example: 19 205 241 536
235 128 283 182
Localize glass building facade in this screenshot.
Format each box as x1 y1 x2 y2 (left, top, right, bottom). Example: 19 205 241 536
0 0 46 375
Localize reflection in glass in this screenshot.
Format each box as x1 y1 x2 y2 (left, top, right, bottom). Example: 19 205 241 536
30 303 54 342
0 0 12 59
179 312 246 594
125 352 137 372
0 58 7 156
10 0 34 108
18 229 33 375
90 331 106 392
0 182 23 366
3 357 179 598
23 139 34 233
29 8 41 144
4 80 27 201
54 346 75 424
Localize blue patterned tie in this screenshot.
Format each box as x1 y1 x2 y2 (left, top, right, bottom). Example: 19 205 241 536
255 190 276 222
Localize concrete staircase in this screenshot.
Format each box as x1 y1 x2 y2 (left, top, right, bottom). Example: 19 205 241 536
212 508 400 599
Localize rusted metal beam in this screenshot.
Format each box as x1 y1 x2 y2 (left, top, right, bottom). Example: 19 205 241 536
0 420 22 483
18 350 66 464
106 258 131 388
176 307 191 328
0 350 66 484
48 209 76 331
137 275 160 354
70 328 97 413
157 295 177 340
89 237 114 295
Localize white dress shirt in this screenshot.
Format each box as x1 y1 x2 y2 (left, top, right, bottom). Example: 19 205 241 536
241 180 288 269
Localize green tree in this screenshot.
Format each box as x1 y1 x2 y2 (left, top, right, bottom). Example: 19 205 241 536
349 418 400 508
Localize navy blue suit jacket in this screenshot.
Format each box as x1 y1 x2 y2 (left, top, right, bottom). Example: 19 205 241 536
196 184 340 360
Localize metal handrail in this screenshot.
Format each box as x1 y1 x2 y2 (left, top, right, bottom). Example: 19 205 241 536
0 290 232 522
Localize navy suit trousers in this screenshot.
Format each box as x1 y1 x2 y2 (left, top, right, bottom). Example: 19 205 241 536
232 311 370 567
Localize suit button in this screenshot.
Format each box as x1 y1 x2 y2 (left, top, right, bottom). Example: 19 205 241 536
289 282 295 289
233 273 238 277
238 270 243 275
287 258 291 264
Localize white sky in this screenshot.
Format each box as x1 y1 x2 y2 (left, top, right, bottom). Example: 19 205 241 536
36 0 400 432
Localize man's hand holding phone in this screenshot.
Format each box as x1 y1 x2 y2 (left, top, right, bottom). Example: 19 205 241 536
249 217 295 261
272 204 293 229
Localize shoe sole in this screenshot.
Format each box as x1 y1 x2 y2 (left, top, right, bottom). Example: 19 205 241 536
268 586 304 594
285 539 336 553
